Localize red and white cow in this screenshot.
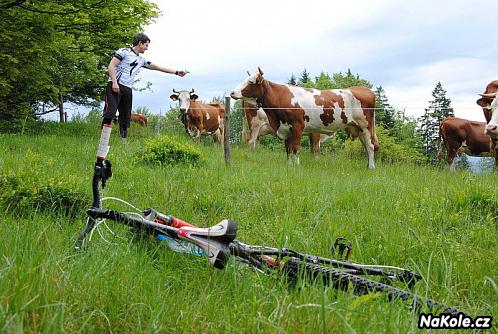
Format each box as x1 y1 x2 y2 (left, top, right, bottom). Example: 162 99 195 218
241 100 330 155
230 68 379 168
130 113 148 126
476 80 498 168
241 100 274 148
170 89 225 143
438 117 492 172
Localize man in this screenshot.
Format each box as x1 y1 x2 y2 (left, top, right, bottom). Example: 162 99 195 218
103 32 188 139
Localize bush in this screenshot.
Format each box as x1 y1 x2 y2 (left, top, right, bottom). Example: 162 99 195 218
343 126 426 164
137 135 203 166
0 174 89 218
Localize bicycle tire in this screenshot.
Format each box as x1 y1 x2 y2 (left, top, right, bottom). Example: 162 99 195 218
283 257 466 316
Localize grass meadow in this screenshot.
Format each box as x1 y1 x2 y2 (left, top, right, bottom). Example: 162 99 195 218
0 122 497 333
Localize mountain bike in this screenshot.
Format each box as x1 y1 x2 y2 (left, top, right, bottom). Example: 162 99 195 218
75 159 467 316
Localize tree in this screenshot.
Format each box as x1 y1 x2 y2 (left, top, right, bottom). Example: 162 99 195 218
417 82 454 162
314 72 334 90
287 74 297 86
331 69 372 89
298 68 311 86
374 86 395 130
0 0 159 131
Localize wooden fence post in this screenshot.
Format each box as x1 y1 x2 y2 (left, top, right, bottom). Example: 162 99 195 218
224 96 231 165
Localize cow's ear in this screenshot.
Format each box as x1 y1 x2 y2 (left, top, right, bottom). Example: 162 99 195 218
476 98 491 109
170 94 179 101
191 94 198 101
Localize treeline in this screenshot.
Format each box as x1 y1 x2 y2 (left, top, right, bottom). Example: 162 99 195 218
0 0 159 131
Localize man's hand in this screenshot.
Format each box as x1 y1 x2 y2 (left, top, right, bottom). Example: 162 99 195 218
112 82 120 94
176 70 189 77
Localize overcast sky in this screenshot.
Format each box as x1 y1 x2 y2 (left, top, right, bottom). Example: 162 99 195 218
122 0 496 122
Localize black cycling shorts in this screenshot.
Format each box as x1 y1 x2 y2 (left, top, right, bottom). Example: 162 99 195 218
103 82 133 128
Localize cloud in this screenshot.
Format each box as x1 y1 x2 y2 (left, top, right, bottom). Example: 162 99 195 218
129 0 498 122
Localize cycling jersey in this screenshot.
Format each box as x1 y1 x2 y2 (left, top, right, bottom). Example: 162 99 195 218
109 48 151 88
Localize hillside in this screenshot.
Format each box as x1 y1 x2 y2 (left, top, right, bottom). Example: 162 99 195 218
0 123 496 333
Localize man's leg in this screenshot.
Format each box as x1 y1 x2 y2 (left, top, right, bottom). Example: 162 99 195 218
103 82 120 127
117 85 133 139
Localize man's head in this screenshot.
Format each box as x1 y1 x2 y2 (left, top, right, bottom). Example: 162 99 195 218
132 33 150 53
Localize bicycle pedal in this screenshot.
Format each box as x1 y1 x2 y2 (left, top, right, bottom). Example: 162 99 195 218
331 237 352 260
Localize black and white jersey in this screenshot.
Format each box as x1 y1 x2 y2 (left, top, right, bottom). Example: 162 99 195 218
109 48 151 88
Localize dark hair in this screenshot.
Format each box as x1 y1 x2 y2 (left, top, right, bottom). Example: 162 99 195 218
132 33 150 46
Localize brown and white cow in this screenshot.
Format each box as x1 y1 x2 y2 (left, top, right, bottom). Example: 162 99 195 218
170 89 225 143
241 100 330 155
241 100 274 147
438 117 492 172
130 113 148 126
230 68 379 168
476 80 498 168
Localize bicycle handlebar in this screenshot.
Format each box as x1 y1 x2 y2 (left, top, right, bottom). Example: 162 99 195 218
85 207 237 269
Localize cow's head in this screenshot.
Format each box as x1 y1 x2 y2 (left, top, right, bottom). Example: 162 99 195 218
170 89 198 112
477 92 498 136
230 67 266 100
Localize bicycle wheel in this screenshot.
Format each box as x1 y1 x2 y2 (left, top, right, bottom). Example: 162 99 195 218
283 257 465 316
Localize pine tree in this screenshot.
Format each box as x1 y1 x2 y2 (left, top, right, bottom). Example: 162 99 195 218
417 82 454 162
298 68 310 86
287 74 297 86
374 86 395 129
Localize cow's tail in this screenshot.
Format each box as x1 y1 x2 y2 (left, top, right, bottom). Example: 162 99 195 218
370 100 380 152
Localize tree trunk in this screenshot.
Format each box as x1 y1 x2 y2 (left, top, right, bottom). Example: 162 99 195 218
58 80 64 123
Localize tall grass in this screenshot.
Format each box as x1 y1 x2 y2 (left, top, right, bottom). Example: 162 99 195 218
0 122 496 333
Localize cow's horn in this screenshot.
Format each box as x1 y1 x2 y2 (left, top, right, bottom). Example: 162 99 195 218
258 67 264 76
173 89 179 94
479 93 498 98
247 70 251 76
190 88 195 93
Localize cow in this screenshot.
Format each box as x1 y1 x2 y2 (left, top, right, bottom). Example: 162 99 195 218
241 100 274 147
476 80 498 168
230 68 379 168
241 100 330 155
170 89 225 143
130 113 148 126
437 117 492 172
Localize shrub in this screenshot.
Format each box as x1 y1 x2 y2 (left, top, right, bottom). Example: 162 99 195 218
343 126 426 164
0 174 89 218
137 135 203 166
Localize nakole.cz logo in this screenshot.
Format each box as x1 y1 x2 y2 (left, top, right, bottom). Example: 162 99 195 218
418 313 493 330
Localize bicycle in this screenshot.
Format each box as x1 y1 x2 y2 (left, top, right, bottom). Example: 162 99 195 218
76 159 467 316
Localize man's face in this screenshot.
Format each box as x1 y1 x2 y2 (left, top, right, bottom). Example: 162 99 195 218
137 41 149 53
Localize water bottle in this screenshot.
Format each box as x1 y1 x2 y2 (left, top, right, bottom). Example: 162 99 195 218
156 234 205 257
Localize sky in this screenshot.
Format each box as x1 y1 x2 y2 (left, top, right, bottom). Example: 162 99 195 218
61 0 498 122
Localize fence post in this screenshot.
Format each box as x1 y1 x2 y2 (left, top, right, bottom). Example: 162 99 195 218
224 96 231 165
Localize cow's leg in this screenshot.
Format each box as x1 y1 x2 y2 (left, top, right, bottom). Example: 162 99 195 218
494 146 498 171
249 123 260 148
216 126 224 146
194 129 202 141
211 129 219 143
309 133 320 158
289 127 303 165
445 147 458 172
284 138 293 164
359 130 375 169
